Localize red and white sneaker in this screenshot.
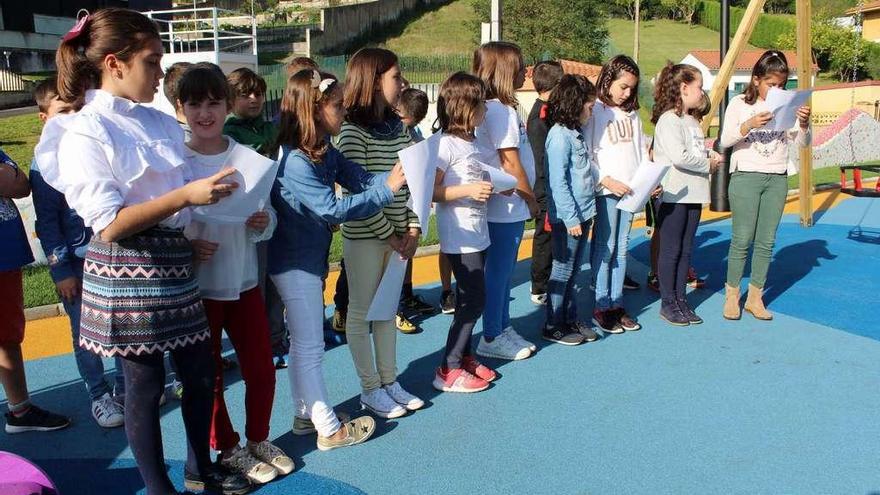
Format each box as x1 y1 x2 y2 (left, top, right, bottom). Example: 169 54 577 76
432 367 489 393
687 267 706 288
462 356 497 383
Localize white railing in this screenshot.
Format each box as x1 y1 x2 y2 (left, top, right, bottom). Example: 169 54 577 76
143 6 257 56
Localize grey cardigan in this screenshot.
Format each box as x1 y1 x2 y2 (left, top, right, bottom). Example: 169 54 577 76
653 110 711 204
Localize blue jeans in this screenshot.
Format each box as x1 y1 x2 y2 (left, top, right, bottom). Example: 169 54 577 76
482 221 525 339
546 220 592 327
64 263 125 401
591 195 634 310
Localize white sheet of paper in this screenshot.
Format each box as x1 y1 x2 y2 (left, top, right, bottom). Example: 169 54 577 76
366 254 409 321
398 132 441 239
482 165 518 192
616 160 671 213
765 87 812 132
191 143 279 224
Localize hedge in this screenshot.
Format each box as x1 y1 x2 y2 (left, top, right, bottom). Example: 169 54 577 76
695 0 796 48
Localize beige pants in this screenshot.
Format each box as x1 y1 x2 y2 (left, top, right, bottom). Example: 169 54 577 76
343 237 398 391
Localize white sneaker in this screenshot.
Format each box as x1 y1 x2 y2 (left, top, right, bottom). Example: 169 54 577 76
382 382 424 411
360 388 407 419
530 293 547 305
91 392 124 428
503 326 537 352
476 332 532 361
221 444 278 484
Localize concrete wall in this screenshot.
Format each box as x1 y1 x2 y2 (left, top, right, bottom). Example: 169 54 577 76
307 0 446 55
811 81 880 135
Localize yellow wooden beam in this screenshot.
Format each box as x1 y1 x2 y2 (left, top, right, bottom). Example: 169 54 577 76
702 0 769 135
797 0 813 227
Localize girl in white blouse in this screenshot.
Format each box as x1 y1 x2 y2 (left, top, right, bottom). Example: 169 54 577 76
38 8 249 495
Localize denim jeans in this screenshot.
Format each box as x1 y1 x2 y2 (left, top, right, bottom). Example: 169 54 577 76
546 220 592 327
591 195 634 310
64 262 125 401
482 221 525 339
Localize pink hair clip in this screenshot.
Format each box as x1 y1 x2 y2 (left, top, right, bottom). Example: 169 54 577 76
62 10 91 42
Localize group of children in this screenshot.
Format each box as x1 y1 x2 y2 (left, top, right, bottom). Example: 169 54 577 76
0 6 812 494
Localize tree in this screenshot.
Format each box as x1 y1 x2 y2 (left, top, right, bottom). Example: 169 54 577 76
777 14 867 81
470 0 609 63
660 0 700 22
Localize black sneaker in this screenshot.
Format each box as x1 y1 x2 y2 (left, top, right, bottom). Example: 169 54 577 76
440 290 455 314
677 297 703 324
569 321 600 343
646 272 660 292
5 405 71 434
401 294 436 315
184 464 251 495
660 301 690 326
541 326 586 346
623 274 640 290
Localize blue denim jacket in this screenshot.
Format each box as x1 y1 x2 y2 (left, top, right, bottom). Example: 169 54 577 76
268 145 394 277
29 159 91 282
545 124 596 228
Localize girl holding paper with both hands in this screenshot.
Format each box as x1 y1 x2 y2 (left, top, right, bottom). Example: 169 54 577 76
719 50 811 321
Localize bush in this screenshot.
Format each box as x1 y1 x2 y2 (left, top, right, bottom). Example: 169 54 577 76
695 0 796 48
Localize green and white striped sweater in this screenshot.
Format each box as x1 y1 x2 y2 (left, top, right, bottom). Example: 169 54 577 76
336 121 420 240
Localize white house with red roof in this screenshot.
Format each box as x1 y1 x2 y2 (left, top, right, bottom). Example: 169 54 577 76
680 49 818 95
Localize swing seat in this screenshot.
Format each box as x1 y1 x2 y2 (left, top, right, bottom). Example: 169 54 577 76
840 165 880 197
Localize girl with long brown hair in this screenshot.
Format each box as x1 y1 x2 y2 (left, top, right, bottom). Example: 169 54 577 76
472 41 539 362
651 63 723 326
39 8 249 494
269 69 405 448
336 48 424 419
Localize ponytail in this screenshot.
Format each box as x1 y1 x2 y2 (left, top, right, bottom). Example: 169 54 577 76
651 62 701 124
55 8 160 104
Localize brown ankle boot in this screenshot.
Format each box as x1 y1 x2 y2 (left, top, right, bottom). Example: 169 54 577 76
744 284 772 320
723 284 741 320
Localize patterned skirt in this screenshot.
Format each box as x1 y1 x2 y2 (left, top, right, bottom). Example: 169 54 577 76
79 227 210 357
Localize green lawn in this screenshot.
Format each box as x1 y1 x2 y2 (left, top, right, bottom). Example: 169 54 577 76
381 0 478 56
0 112 43 173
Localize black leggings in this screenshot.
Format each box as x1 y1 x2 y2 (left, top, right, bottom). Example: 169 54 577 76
443 251 486 369
121 339 215 495
658 202 702 304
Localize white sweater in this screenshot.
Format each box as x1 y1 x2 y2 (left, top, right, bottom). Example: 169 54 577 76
583 100 646 196
719 94 811 175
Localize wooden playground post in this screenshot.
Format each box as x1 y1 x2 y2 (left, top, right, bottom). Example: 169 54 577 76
701 0 768 135
797 0 814 227
634 0 641 63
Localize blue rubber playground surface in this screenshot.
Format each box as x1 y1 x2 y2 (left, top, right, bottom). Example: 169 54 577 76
4 195 880 494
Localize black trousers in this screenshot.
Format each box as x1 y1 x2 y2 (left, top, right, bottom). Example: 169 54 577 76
530 210 552 295
657 202 702 304
442 251 486 369
121 339 215 495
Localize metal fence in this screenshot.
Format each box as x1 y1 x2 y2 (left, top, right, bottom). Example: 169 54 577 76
0 70 32 93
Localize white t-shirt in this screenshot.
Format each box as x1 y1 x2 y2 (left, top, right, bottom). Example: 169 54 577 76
583 100 645 197
183 138 276 301
435 134 491 255
474 99 536 223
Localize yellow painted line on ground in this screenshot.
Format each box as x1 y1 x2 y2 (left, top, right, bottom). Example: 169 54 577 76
24 188 854 362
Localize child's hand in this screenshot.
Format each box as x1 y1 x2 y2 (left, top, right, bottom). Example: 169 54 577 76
191 239 219 263
568 224 583 237
708 150 724 173
400 229 419 260
55 276 80 303
746 111 773 131
650 185 663 198
246 210 269 232
387 234 405 254
797 105 811 129
385 162 407 193
601 177 632 197
467 181 493 202
185 168 239 206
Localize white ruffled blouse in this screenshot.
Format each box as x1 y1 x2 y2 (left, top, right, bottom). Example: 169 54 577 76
36 89 192 236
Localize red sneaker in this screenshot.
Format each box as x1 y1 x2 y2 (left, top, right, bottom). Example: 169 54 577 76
462 356 497 383
592 308 624 334
432 367 489 393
